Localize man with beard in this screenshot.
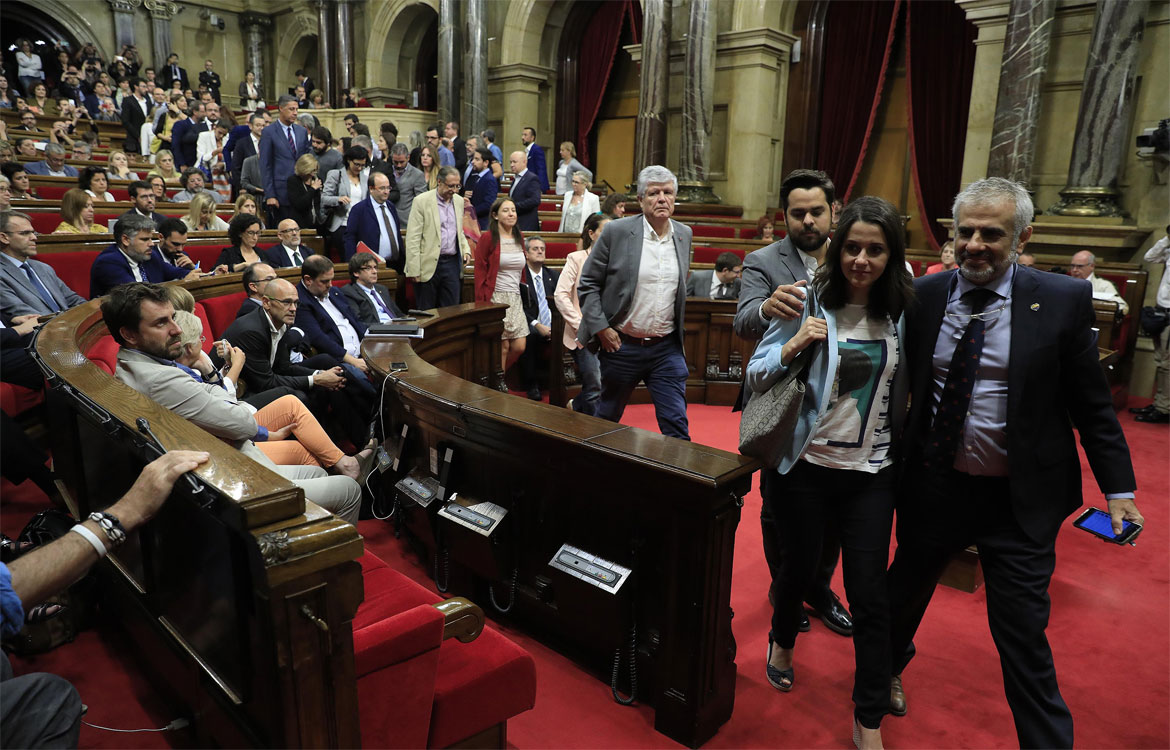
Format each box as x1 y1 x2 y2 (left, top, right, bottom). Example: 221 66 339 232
90 214 195 297
885 177 1140 746
733 168 854 639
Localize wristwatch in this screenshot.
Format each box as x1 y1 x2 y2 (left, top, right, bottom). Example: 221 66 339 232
88 511 127 547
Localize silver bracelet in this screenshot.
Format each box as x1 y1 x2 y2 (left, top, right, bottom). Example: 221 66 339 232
70 524 107 558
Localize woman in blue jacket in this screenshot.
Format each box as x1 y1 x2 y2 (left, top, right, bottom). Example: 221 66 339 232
746 196 914 749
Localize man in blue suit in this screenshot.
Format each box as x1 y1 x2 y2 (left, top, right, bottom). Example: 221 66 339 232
259 95 311 224
169 99 209 169
508 150 543 233
23 144 79 178
344 172 404 272
295 255 370 375
465 148 498 231
90 215 194 297
521 127 549 192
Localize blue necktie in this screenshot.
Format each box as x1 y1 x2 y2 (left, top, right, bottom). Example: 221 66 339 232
370 288 392 320
21 263 60 312
534 272 551 327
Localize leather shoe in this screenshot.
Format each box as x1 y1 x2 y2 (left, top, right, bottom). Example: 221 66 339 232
805 591 853 636
1129 403 1156 414
799 610 810 632
890 675 907 716
1135 410 1169 423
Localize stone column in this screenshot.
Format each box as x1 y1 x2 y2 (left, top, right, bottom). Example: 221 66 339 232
315 0 335 106
634 0 670 175
108 0 141 52
986 0 1056 191
144 0 181 65
335 0 357 101
240 13 273 94
1049 0 1150 217
463 0 488 137
437 0 459 125
678 0 719 203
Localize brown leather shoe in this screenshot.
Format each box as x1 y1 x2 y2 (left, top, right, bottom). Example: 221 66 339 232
890 675 907 716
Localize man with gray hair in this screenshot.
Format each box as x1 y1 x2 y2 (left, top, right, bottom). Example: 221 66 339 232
23 142 78 178
0 210 87 318
389 142 427 226
576 165 693 440
885 176 1141 746
90 214 196 296
1068 249 1128 314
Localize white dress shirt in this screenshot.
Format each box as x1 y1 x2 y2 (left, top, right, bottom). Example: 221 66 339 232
358 281 395 323
618 217 678 338
318 294 362 357
119 250 144 282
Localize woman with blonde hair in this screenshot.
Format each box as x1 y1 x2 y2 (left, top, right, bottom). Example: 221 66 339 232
107 150 140 181
420 143 440 190
287 153 322 230
232 192 265 229
183 192 229 231
53 189 108 234
555 141 593 195
148 149 181 186
557 172 600 234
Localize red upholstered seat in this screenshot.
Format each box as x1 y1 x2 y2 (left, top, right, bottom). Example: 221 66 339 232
85 335 120 375
192 302 214 353
110 188 130 201
544 242 576 260
691 225 736 239
36 251 98 299
738 227 759 240
0 383 43 416
539 202 559 212
201 292 247 339
28 212 61 234
692 247 746 265
34 186 69 200
184 245 223 271
94 214 120 231
908 259 923 277
540 219 560 232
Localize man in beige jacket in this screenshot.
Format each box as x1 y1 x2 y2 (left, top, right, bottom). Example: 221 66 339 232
404 166 472 309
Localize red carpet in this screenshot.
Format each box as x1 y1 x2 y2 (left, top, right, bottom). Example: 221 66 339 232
3 403 1167 748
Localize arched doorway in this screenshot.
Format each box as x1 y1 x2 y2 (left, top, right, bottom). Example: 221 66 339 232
369 2 437 110
2 0 86 94
287 35 319 95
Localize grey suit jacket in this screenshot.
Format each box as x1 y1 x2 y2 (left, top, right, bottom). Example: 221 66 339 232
576 215 693 348
321 167 370 232
341 281 401 326
733 236 810 341
392 164 429 226
0 256 87 318
240 154 263 197
686 269 741 299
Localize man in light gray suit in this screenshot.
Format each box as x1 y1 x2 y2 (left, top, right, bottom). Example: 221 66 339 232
102 282 360 525
389 142 428 226
687 251 743 299
0 211 87 319
576 165 692 440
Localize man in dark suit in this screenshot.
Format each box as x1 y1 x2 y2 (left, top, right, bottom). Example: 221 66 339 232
1 211 88 319
445 121 467 175
295 255 369 371
508 150 542 233
576 166 692 440
259 96 311 224
198 59 222 104
170 99 209 169
344 172 403 270
90 215 194 297
341 251 404 326
520 126 549 192
267 219 315 268
117 181 167 228
886 177 1141 748
120 77 152 154
227 112 266 191
687 252 743 299
466 148 498 231
160 54 189 92
518 237 559 400
235 262 278 319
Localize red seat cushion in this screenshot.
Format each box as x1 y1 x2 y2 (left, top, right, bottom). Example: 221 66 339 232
908 259 923 277
201 292 247 339
540 219 560 232
85 335 120 375
544 242 576 260
0 383 43 416
184 245 223 271
34 186 69 200
94 214 120 231
28 212 62 234
691 225 736 239
192 302 214 353
692 247 745 265
110 188 130 201
538 202 559 212
35 250 98 299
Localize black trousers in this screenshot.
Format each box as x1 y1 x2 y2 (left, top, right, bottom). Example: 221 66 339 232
520 333 551 393
887 467 1072 749
415 254 462 310
762 460 894 729
760 469 843 606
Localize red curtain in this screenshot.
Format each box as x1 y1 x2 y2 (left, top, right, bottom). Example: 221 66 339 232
906 0 978 252
815 0 902 201
576 0 635 168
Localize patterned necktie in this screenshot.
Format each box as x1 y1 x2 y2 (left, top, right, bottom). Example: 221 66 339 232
380 204 399 259
370 287 392 318
21 263 60 312
924 287 997 469
534 271 551 327
286 126 295 153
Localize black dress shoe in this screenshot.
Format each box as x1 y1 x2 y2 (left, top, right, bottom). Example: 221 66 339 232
1129 403 1156 414
890 675 907 716
1135 409 1169 423
799 610 810 632
805 591 853 636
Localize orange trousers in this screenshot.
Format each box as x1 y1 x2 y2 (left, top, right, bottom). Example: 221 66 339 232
253 395 344 469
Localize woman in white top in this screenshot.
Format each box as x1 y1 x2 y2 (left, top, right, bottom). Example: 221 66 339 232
321 145 371 258
15 39 44 98
555 141 593 195
238 71 265 110
553 212 609 416
474 197 530 370
80 167 117 202
558 173 600 234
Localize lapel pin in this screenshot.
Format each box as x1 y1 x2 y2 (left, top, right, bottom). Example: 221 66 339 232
1030 303 1040 311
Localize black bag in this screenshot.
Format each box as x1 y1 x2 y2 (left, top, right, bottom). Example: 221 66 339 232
1140 306 1170 338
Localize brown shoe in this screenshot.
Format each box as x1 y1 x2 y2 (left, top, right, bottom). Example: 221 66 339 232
890 675 907 716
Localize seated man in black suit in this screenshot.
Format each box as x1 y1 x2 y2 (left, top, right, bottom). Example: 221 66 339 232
117 181 167 228
295 254 370 379
268 219 315 268
1 313 57 500
518 236 559 400
235 261 278 319
341 251 404 326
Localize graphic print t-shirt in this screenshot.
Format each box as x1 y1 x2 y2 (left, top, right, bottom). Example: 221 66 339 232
804 304 898 473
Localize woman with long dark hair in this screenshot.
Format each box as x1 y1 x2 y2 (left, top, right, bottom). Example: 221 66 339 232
746 196 915 750
473 196 529 370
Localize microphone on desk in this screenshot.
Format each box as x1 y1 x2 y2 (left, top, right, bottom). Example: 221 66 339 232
136 417 205 497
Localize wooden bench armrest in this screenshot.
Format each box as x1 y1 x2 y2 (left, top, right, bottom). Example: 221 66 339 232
434 597 485 643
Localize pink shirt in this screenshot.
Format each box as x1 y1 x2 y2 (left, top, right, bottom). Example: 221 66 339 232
438 195 457 255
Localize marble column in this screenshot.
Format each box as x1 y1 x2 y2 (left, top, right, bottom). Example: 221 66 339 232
463 0 488 137
986 0 1056 192
240 13 273 94
335 0 357 101
678 0 719 203
437 0 459 123
315 0 335 107
634 0 670 175
1049 0 1150 217
107 0 141 52
144 0 181 65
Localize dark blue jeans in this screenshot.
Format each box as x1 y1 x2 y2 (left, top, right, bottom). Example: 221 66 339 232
570 347 602 416
597 337 689 440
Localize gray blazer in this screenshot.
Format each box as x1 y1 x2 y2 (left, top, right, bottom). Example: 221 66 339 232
0 256 87 318
240 154 264 197
576 215 693 348
733 235 810 341
321 167 370 232
392 164 429 227
686 269 741 299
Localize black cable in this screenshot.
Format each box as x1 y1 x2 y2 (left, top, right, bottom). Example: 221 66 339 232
488 566 518 613
610 619 637 705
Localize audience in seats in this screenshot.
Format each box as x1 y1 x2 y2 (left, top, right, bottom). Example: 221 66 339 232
555 141 593 196
554 212 609 417
217 214 274 272
345 171 403 270
518 236 559 400
558 173 600 234
474 197 529 370
754 215 775 242
405 166 471 310
507 150 542 233
295 255 370 373
269 219 314 268
389 142 428 227
1135 226 1170 423
343 251 405 325
323 145 371 256
520 127 549 192
235 262 278 319
0 210 86 318
733 168 853 641
1017 249 1036 267
182 192 229 232
576 165 692 441
260 95 311 224
91 215 198 297
53 189 108 234
148 149 180 185
925 240 957 275
80 166 116 202
1069 250 1129 314
104 283 361 525
465 148 499 232
173 167 222 204
687 251 743 300
24 143 77 178
119 180 166 227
